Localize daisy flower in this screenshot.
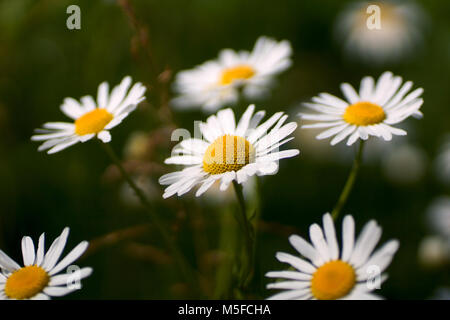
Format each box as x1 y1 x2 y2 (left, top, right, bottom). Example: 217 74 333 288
159 104 299 198
0 227 92 300
299 71 424 146
31 76 146 154
266 213 399 300
335 1 425 63
171 36 292 112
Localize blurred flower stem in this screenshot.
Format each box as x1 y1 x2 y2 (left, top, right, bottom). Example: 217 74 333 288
232 180 255 291
213 206 239 299
331 140 365 220
100 142 197 291
118 0 175 126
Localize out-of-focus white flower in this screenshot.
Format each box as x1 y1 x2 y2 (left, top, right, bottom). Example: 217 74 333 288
120 175 159 207
417 236 449 269
382 143 427 185
427 196 450 239
335 0 425 64
434 134 450 185
430 287 450 300
171 36 292 112
123 131 150 160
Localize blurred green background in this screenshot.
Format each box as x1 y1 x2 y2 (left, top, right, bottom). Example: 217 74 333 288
0 0 449 299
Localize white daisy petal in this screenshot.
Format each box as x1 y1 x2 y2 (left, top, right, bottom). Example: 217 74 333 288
97 81 109 109
0 250 20 272
60 98 84 120
266 289 311 300
42 227 70 271
322 213 339 260
309 224 331 262
315 93 349 109
219 171 236 191
48 241 89 276
97 130 111 143
235 104 255 136
330 125 356 145
43 286 79 297
36 233 46 266
49 267 93 286
358 240 399 278
164 155 203 165
316 124 349 140
289 235 324 267
350 221 381 267
47 138 80 154
80 95 96 113
195 177 217 197
341 215 355 262
256 149 300 163
346 130 360 146
275 252 316 274
30 293 50 300
340 83 360 104
217 108 236 134
359 76 374 100
267 281 310 290
301 120 345 129
247 112 284 143
265 271 312 281
21 236 36 266
248 111 266 131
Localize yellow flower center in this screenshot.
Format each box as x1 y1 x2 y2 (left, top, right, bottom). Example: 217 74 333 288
203 135 255 175
74 108 113 136
343 102 386 126
220 65 255 85
311 260 356 300
4 266 50 299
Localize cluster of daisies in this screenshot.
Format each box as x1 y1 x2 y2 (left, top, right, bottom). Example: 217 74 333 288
3 28 424 300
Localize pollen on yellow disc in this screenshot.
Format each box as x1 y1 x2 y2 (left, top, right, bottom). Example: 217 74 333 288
343 101 386 126
74 108 113 136
311 260 356 300
203 135 255 175
4 266 50 299
220 65 255 85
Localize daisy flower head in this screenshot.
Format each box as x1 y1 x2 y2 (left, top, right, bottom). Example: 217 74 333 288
335 0 425 64
31 76 146 154
299 71 424 146
266 213 399 300
159 104 299 198
171 36 292 112
0 227 92 300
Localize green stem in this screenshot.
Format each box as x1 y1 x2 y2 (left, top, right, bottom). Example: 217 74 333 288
100 142 196 289
232 180 254 290
331 140 365 220
213 206 238 299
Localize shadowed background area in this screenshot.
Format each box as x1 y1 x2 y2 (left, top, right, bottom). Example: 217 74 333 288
0 0 449 299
